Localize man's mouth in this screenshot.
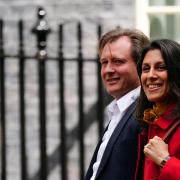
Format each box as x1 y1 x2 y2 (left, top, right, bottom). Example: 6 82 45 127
106 77 119 83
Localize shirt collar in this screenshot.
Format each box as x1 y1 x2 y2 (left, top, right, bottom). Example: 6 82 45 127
116 86 140 113
107 86 140 119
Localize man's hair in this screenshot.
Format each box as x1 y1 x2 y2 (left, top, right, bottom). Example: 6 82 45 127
136 39 180 123
98 28 150 64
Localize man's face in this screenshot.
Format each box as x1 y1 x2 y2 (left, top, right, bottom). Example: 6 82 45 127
100 36 140 100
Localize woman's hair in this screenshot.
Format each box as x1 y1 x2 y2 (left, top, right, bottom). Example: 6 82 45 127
136 39 180 124
98 28 150 63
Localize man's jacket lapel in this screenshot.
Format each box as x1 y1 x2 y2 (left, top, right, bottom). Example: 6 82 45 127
85 124 110 179
95 102 136 179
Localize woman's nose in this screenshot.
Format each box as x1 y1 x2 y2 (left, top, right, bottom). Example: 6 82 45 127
147 68 157 78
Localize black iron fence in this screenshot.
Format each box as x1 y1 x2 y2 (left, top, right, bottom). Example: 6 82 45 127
0 7 111 180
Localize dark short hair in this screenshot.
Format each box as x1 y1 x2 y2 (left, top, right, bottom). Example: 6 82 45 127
98 28 150 64
136 39 180 123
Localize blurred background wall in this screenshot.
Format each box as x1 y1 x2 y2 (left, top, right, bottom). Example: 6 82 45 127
2 0 180 180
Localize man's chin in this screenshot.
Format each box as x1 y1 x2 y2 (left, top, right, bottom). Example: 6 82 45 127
107 89 121 99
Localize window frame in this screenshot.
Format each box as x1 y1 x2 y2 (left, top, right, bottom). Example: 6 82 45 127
135 0 180 37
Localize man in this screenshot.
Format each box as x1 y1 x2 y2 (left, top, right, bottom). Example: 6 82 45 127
85 28 149 180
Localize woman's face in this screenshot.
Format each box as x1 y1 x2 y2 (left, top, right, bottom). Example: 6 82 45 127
141 49 169 104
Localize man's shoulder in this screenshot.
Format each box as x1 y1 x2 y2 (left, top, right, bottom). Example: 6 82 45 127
123 102 139 125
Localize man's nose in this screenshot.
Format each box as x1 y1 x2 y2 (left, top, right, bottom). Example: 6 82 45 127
105 62 115 72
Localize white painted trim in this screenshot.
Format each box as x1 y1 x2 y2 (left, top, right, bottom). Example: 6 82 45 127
135 0 150 37
147 6 180 14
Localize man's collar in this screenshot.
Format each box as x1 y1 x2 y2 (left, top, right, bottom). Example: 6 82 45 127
107 86 140 117
116 86 140 112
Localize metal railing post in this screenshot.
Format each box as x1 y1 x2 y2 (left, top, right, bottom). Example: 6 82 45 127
32 7 51 180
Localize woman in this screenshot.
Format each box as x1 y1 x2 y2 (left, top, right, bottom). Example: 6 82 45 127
135 39 180 180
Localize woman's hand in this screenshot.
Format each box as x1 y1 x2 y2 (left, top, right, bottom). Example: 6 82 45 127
144 136 169 166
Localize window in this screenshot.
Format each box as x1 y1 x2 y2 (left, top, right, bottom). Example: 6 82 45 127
136 0 180 42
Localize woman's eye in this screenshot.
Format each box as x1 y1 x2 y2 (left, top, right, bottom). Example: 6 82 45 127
142 66 149 72
157 65 166 70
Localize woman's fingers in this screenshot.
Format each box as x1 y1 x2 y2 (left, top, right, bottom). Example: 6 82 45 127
144 136 169 165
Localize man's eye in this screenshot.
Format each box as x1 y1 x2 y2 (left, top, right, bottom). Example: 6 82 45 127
101 61 107 65
113 59 123 64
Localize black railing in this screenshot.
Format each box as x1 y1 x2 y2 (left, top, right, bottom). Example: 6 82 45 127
18 20 27 180
0 7 112 180
58 24 67 180
0 19 6 180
